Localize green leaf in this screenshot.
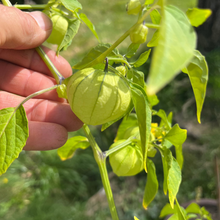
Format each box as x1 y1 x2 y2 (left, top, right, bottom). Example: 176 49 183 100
150 9 161 24
80 13 100 42
60 0 82 12
132 49 151 68
186 203 201 214
147 30 159 47
115 114 138 141
167 213 179 220
130 83 151 172
182 50 208 123
143 159 159 209
165 124 187 169
168 158 182 208
165 0 198 11
147 5 196 95
57 136 90 161
186 8 212 27
57 18 80 55
145 0 154 5
0 106 29 176
158 148 172 195
125 43 140 58
160 203 175 218
73 43 119 69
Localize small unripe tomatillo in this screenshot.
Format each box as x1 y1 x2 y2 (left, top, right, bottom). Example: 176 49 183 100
47 14 68 45
126 0 142 15
130 23 148 44
109 140 143 176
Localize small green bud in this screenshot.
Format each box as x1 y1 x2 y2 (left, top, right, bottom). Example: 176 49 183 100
109 140 143 176
130 24 148 44
67 68 131 126
116 65 127 76
126 0 142 15
47 15 68 45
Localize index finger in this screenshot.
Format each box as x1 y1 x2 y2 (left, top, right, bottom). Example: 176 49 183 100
0 46 73 78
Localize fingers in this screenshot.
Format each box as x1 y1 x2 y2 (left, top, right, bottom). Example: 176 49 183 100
24 121 68 151
0 91 83 132
0 5 52 49
0 46 73 78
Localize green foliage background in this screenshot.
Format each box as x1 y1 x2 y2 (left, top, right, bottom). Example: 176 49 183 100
0 0 220 219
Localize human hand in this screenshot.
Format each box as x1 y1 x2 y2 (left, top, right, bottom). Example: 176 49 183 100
0 5 83 150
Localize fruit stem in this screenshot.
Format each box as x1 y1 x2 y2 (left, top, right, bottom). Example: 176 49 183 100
145 23 160 29
15 85 59 111
14 4 47 10
83 124 119 220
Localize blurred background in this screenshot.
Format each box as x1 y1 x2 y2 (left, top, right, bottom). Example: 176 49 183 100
0 0 220 219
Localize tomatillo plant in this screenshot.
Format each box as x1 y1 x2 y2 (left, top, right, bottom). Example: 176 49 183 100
0 0 212 219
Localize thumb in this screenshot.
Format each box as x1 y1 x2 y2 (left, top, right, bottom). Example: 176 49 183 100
0 5 52 49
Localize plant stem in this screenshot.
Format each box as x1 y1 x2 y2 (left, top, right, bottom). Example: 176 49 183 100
14 4 47 10
2 0 12 6
15 85 58 111
84 4 159 68
35 47 65 84
83 124 119 220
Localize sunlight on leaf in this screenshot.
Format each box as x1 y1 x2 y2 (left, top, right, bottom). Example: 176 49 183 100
186 8 212 27
147 5 196 95
60 0 82 12
0 106 28 176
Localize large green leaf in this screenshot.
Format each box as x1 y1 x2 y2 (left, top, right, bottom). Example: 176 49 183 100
147 5 196 95
0 106 29 176
143 159 158 209
60 0 82 12
186 8 212 27
165 124 187 169
185 202 201 214
80 13 100 42
165 0 198 11
130 83 151 172
57 136 90 161
168 158 182 208
57 18 80 55
182 50 208 123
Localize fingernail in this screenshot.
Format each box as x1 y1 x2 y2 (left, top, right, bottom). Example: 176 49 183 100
29 11 52 31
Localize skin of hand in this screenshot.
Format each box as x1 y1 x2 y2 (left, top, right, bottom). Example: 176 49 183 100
0 5 83 150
